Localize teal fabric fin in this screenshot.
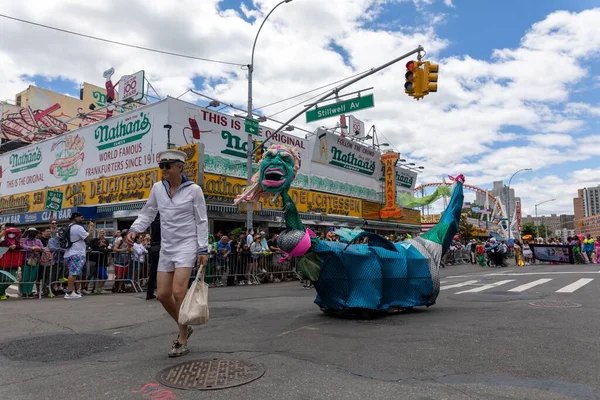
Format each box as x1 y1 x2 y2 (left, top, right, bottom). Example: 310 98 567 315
421 181 464 254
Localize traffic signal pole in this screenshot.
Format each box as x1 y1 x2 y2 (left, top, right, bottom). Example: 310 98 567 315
255 45 425 152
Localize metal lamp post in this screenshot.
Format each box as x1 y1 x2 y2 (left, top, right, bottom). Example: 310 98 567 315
506 168 531 239
534 198 556 241
246 0 293 231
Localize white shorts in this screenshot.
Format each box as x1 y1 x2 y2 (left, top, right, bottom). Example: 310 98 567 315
157 251 197 272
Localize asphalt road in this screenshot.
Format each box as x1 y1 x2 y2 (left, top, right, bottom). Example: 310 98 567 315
1 262 599 400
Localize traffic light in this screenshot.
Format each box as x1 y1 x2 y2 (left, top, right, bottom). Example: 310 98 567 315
404 60 417 98
253 140 263 163
405 60 425 99
422 61 439 95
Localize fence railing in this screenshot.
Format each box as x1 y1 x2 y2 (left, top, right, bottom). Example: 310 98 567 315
0 248 301 299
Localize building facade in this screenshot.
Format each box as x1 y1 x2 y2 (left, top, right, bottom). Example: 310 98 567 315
573 189 585 223
523 214 575 240
0 97 422 237
573 186 600 234
576 215 600 238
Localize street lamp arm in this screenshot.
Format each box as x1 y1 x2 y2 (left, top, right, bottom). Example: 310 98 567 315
250 0 290 71
508 168 532 187
506 167 531 239
535 198 556 207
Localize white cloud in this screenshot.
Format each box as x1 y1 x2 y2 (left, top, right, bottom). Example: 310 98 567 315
443 0 454 7
527 133 574 147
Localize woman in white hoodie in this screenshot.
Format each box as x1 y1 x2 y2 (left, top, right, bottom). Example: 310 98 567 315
127 149 209 358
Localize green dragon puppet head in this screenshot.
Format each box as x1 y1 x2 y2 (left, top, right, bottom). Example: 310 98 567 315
234 143 301 204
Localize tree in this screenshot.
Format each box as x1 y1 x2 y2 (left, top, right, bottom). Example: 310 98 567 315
459 214 475 242
521 221 552 238
521 221 536 237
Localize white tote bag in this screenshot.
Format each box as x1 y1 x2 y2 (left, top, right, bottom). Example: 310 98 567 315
178 263 209 326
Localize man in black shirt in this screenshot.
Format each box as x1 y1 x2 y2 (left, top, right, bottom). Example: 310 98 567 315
147 214 161 300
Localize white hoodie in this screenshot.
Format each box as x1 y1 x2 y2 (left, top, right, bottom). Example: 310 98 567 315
129 176 209 255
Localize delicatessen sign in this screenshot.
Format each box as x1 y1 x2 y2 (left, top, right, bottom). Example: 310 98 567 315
202 173 362 218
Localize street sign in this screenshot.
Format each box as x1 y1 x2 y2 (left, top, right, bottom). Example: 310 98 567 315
119 70 145 102
245 118 259 135
45 190 64 211
306 94 375 123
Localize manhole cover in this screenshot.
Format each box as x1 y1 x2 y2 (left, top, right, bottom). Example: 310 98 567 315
157 359 265 390
0 333 124 363
529 300 582 309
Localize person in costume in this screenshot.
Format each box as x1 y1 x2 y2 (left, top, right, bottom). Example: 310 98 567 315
235 143 464 313
522 241 533 265
513 240 525 267
0 227 23 300
126 149 209 358
583 234 595 262
476 241 486 266
594 236 600 264
569 236 584 264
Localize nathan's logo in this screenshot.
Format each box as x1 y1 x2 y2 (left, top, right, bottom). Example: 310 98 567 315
9 147 42 173
0 194 30 215
397 172 414 188
220 131 250 158
94 112 151 150
330 146 376 176
378 165 415 188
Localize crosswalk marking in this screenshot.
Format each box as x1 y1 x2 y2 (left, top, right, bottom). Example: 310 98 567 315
440 280 479 290
556 278 594 293
455 280 515 294
508 279 553 292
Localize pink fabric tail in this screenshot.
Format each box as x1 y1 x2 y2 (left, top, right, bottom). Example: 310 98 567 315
279 230 313 262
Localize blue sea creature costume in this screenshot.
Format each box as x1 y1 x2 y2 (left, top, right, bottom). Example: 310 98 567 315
235 144 465 313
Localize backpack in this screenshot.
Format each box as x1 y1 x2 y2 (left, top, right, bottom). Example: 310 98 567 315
57 224 77 249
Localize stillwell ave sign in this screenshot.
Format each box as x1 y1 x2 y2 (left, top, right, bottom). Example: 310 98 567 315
306 94 375 123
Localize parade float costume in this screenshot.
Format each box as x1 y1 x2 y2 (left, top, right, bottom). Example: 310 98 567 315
583 237 595 262
0 228 23 299
235 144 464 314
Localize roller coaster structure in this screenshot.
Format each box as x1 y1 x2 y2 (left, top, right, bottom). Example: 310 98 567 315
413 182 507 219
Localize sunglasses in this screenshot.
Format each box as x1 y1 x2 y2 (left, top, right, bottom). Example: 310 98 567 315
159 162 173 170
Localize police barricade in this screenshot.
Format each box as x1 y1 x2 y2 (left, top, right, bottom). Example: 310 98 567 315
43 250 146 297
442 248 471 266
1 247 302 299
201 252 301 287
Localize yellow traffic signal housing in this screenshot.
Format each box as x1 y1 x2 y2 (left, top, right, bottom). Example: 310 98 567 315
405 60 425 99
422 62 439 94
253 140 264 163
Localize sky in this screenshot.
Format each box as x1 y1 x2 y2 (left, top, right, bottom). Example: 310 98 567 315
1 0 599 217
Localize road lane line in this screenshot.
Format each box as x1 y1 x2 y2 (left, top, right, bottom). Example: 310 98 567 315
446 271 600 279
508 279 553 292
440 280 479 290
455 280 515 294
556 278 594 293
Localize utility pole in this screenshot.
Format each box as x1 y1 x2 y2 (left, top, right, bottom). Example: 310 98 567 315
534 198 555 241
506 168 531 239
246 0 293 232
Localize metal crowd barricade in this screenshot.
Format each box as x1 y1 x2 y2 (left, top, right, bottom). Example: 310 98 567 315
44 250 146 297
201 252 301 287
1 245 307 299
442 247 471 266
